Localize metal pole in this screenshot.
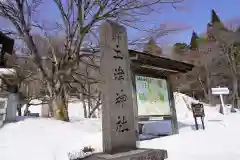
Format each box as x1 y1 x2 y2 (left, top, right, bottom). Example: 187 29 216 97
219 94 225 107
219 94 224 114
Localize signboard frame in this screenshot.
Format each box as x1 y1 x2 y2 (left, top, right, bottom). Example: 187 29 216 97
133 73 178 134
135 74 172 117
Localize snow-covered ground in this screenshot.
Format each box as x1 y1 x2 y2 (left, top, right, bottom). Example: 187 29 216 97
0 92 240 160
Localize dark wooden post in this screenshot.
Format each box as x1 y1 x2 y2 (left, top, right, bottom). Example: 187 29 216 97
0 46 5 67
167 76 179 134
131 71 140 142
201 117 205 130
194 117 199 130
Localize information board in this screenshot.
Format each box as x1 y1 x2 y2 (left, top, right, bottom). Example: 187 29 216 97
135 75 171 116
191 103 205 117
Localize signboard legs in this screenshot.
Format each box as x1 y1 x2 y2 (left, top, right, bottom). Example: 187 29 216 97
194 116 205 130
167 77 179 134
194 117 198 130
201 117 205 130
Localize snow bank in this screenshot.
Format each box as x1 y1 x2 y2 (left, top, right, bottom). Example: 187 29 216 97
21 99 42 116
173 92 228 132
1 112 239 160
174 92 194 120
21 100 86 118
1 92 240 160
140 113 240 160
68 101 85 119
174 92 228 120
0 118 102 160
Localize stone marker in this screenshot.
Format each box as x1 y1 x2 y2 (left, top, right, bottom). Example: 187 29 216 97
6 93 18 122
100 20 136 154
42 104 50 117
0 69 17 123
87 20 168 160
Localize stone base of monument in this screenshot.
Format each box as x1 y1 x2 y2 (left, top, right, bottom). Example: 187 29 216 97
83 148 167 160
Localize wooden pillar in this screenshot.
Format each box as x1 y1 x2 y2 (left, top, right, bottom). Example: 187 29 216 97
167 75 179 134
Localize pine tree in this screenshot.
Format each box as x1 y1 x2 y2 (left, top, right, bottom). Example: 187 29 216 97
143 37 162 55
207 9 224 42
173 42 188 54
211 9 221 24
189 31 199 51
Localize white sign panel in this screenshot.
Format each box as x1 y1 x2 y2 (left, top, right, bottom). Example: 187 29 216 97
135 76 171 116
211 87 229 95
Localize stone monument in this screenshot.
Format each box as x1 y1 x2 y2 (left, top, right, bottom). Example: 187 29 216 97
100 20 137 153
0 69 18 123
86 20 167 160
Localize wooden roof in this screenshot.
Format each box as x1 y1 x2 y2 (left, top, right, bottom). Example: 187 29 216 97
129 50 194 76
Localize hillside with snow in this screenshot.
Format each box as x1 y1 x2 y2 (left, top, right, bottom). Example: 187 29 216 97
0 92 239 160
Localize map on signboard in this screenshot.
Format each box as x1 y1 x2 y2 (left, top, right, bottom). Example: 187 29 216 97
135 75 171 116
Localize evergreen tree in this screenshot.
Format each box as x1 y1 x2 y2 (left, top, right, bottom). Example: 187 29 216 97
207 9 224 42
143 37 162 55
173 42 188 54
189 31 199 51
211 9 221 24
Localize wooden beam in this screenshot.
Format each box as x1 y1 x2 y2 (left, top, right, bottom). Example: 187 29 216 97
129 50 194 73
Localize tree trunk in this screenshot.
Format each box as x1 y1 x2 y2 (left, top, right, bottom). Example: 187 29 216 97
24 103 30 116
206 75 213 104
80 86 87 118
197 75 208 102
48 100 53 117
232 75 239 110
87 98 91 117
204 61 213 104
228 46 239 110
88 100 101 118
231 95 237 112
52 94 69 121
83 100 87 118
87 81 92 118
207 87 213 104
17 104 21 116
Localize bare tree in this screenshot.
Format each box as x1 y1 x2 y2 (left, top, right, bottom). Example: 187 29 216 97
208 23 240 109
0 0 185 121
3 52 49 116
